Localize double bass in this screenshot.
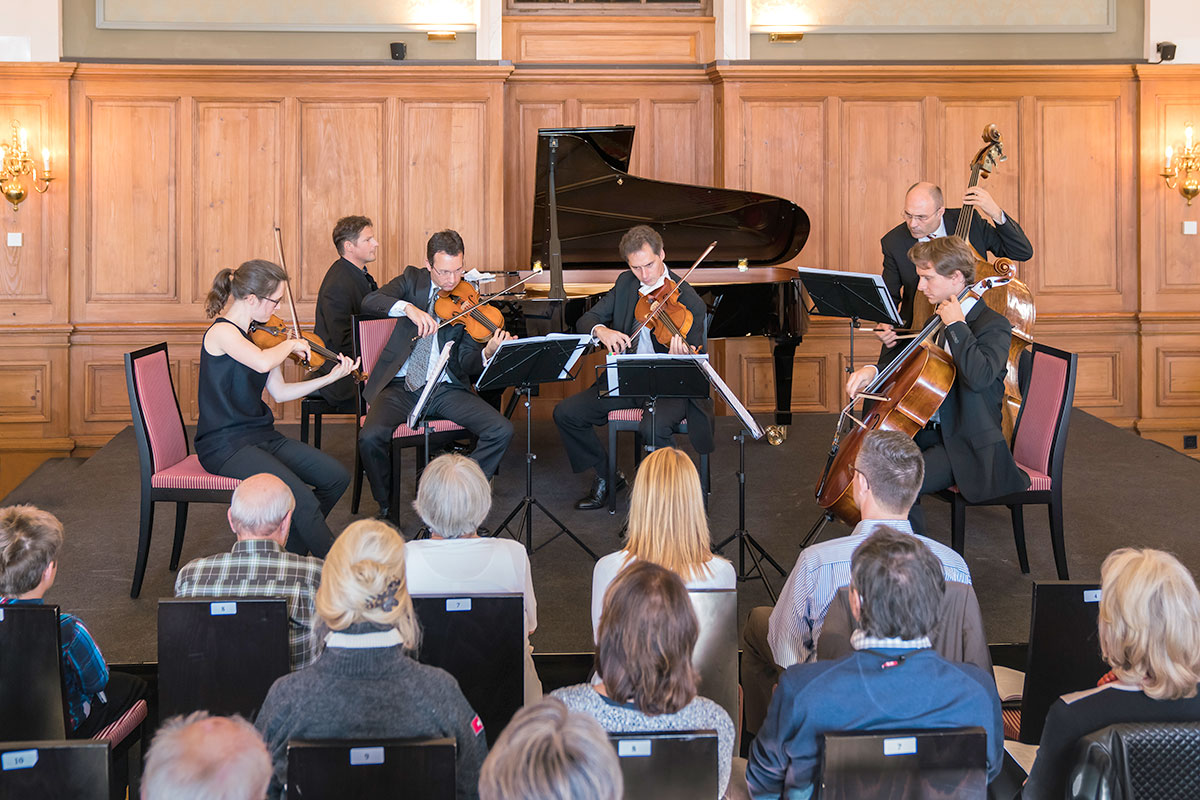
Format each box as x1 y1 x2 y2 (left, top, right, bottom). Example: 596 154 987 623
814 276 1012 525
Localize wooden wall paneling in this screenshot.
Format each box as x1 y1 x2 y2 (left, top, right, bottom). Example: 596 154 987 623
0 100 49 303
503 97 566 268
937 100 1023 241
1032 314 1139 427
501 17 715 65
649 100 712 187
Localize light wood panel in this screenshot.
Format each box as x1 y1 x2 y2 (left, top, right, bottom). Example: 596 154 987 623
502 17 715 65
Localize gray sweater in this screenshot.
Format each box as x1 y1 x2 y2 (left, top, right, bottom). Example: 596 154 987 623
255 626 487 800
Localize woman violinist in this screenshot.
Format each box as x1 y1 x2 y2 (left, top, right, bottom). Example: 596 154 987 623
198 259 360 557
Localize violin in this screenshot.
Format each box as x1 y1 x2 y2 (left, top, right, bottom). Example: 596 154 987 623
249 314 367 383
433 280 506 342
628 241 717 353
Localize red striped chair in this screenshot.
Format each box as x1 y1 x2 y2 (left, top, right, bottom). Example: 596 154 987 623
349 316 466 523
936 342 1078 580
124 343 241 599
606 408 710 514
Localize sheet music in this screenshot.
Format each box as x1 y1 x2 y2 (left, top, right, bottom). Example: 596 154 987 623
407 341 455 430
605 353 708 396
697 359 765 440
489 333 590 381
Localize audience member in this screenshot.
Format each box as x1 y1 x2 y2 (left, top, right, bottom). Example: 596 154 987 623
747 527 1002 798
479 696 623 800
255 519 487 800
0 504 147 738
142 711 271 800
1022 548 1200 799
175 474 323 669
406 453 541 702
590 447 733 638
741 429 972 733
555 561 735 798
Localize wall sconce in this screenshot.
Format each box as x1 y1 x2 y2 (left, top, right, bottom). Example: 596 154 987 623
768 32 804 43
0 120 53 212
1161 122 1199 206
426 31 457 41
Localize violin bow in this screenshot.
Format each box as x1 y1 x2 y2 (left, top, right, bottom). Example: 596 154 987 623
627 240 717 342
273 226 304 344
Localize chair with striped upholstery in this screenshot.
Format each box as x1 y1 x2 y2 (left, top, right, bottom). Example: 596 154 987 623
349 316 466 523
935 342 1078 580
124 343 241 599
606 408 710 514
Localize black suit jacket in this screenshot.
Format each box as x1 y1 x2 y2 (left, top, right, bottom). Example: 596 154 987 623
314 257 377 407
880 301 1030 503
360 266 485 404
881 208 1033 328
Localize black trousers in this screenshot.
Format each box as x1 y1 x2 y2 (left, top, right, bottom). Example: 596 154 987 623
70 672 148 739
359 380 514 506
552 380 699 474
909 425 955 535
218 435 349 558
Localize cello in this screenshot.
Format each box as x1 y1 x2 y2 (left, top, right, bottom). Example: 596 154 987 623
814 275 1012 525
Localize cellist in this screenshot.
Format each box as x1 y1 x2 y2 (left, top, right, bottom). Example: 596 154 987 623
845 237 1030 534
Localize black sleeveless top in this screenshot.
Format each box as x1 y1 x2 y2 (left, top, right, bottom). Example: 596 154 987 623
194 318 280 471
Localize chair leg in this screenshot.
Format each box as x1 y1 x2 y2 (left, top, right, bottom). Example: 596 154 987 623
300 408 310 445
314 413 323 450
351 434 363 514
1009 505 1030 574
169 502 189 570
608 424 619 515
700 453 710 511
1049 491 1069 580
950 495 966 555
130 489 155 599
390 442 403 525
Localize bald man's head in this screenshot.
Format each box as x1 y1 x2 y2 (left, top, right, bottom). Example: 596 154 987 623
903 182 946 239
227 473 295 544
142 712 271 800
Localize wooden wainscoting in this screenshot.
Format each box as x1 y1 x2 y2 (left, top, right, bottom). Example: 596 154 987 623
502 17 716 65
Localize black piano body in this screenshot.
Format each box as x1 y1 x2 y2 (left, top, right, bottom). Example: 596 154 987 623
505 126 811 427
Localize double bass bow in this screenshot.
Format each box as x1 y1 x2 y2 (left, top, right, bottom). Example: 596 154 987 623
814 275 1012 526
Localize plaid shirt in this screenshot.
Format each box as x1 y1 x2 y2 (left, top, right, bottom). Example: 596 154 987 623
174 539 323 670
0 597 109 731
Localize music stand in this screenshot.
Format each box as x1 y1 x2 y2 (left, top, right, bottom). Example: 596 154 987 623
796 267 903 374
479 334 594 558
405 341 457 487
601 354 710 452
699 360 786 602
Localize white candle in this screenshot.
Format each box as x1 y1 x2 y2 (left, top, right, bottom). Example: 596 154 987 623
42 147 50 172
1166 145 1174 169
1187 125 1194 152
18 127 27 152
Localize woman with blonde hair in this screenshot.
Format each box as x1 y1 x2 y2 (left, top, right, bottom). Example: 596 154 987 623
590 446 734 636
1022 547 1200 798
197 259 359 557
255 520 487 800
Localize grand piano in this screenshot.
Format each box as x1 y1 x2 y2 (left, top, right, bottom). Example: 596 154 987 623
504 126 810 429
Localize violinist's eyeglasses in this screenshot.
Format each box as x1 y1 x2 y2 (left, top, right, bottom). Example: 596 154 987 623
431 265 465 279
262 294 284 309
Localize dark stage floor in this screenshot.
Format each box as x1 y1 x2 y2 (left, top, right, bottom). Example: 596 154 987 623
6 410 1200 665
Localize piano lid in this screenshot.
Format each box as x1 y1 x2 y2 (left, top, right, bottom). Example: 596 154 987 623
531 126 810 270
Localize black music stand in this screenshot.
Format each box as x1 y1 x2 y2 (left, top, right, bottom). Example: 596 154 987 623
405 342 457 496
600 354 710 452
796 267 903 374
480 334 594 558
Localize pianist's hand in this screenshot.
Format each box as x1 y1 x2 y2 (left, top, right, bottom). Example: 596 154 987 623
595 326 632 355
845 365 878 400
873 324 898 348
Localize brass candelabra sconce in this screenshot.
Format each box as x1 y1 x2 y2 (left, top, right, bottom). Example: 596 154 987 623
1161 122 1199 207
0 120 53 212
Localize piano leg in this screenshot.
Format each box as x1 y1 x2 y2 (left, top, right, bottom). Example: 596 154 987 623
771 334 799 429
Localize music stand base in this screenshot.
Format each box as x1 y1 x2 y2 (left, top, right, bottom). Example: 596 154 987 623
713 430 787 603
799 510 836 551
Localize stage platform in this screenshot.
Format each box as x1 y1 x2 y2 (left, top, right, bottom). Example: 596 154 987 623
5 410 1199 666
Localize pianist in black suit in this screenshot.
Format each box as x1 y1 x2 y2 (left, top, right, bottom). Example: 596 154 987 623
880 181 1033 334
358 230 514 520
313 215 379 412
553 225 715 511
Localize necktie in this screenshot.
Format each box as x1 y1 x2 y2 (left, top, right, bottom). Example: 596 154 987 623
405 293 438 391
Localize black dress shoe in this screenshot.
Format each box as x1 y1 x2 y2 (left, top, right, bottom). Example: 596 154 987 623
574 472 627 511
375 505 392 521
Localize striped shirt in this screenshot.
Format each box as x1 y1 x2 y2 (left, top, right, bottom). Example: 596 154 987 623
767 519 971 669
175 539 323 669
0 597 109 731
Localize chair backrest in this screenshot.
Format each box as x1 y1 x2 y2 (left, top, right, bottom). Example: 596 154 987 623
819 727 988 800
1012 342 1078 476
353 315 399 415
1020 581 1107 745
688 589 739 727
1068 722 1200 800
157 597 290 721
608 730 719 800
286 737 456 800
411 594 524 745
125 342 190 475
0 604 68 740
0 740 109 800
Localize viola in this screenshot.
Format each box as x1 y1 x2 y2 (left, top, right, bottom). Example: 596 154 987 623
248 314 367 383
433 280 506 342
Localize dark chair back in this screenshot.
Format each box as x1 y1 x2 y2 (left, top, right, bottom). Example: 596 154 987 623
286 738 456 800
0 605 67 740
0 740 109 800
609 730 719 800
1011 343 1077 480
411 594 524 745
819 727 988 800
688 589 738 727
157 597 290 721
1020 581 1107 744
1068 722 1200 800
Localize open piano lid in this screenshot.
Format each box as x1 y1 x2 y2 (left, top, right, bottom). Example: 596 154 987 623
531 126 810 269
